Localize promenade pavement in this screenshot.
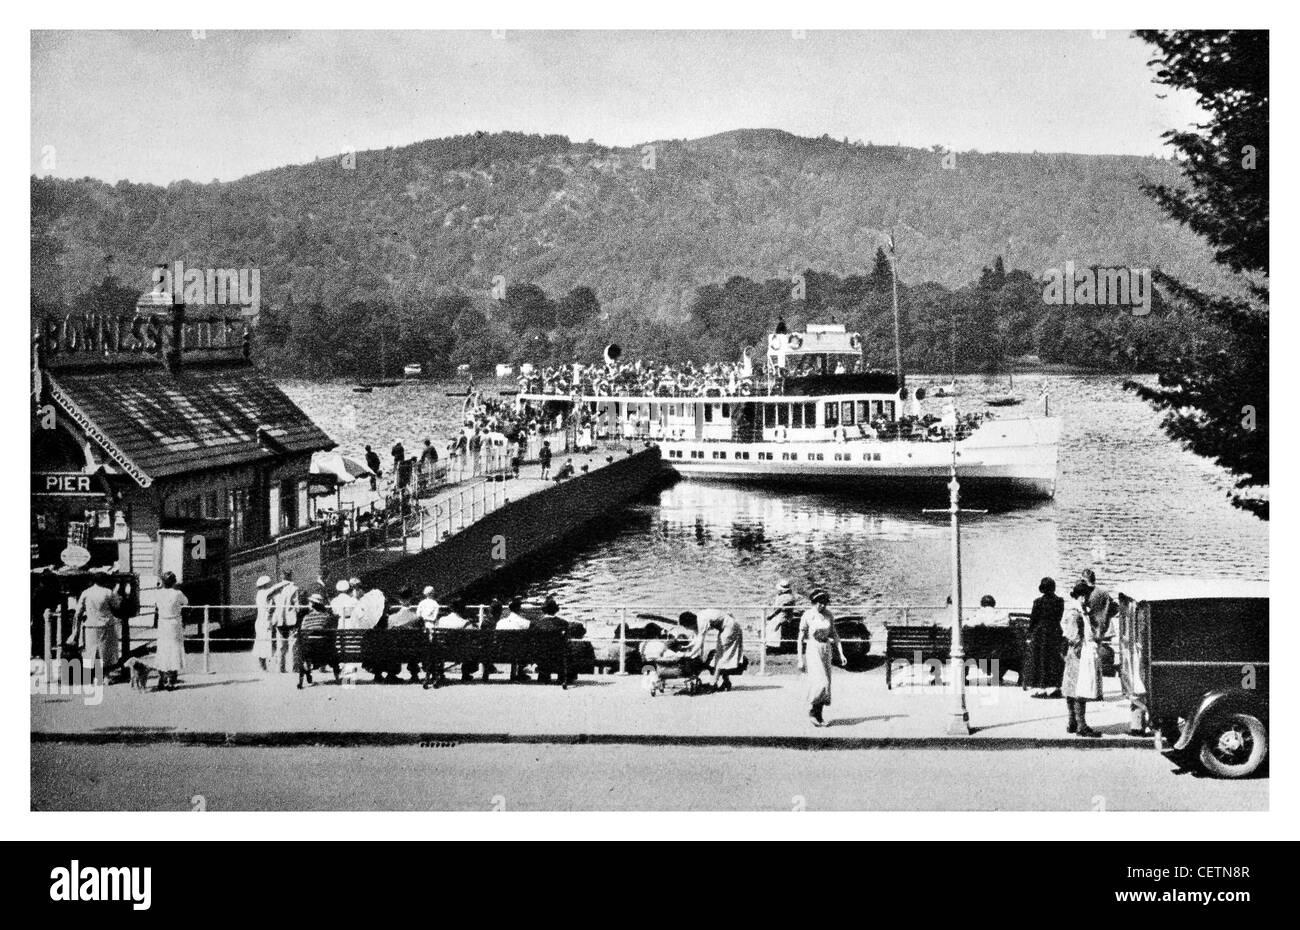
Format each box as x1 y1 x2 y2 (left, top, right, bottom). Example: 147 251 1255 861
32 659 1141 750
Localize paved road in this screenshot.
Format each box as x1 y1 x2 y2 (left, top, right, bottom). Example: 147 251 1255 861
32 743 1266 811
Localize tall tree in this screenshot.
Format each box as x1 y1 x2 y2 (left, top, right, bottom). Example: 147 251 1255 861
1127 30 1269 518
555 286 601 328
1136 30 1268 284
868 247 893 290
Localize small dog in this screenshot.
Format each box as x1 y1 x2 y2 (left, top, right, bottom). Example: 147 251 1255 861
123 657 153 691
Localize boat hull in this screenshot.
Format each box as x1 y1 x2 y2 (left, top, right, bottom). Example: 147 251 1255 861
665 465 1055 499
661 417 1061 500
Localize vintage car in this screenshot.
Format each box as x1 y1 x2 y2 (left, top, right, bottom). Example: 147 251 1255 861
1116 579 1268 779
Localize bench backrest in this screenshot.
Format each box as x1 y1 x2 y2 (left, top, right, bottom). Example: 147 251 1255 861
884 624 950 657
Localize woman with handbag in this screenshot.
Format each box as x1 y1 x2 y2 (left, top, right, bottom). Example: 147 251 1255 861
1061 581 1103 737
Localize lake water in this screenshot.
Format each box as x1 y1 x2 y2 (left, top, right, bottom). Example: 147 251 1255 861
282 374 1269 628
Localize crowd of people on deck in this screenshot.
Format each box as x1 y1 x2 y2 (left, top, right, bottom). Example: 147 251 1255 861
519 359 758 398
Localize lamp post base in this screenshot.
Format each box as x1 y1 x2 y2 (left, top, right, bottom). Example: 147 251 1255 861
946 711 972 736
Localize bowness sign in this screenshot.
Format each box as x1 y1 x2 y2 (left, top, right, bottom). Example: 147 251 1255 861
35 312 248 358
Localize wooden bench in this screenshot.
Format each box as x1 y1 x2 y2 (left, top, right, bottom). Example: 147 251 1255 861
300 628 580 688
884 624 951 689
427 629 571 687
884 616 1031 689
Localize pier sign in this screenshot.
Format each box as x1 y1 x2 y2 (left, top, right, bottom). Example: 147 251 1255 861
35 311 248 358
32 472 103 497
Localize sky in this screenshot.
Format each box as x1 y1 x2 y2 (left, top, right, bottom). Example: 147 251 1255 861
30 30 1205 185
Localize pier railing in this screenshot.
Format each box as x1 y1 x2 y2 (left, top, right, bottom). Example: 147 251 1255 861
321 478 509 571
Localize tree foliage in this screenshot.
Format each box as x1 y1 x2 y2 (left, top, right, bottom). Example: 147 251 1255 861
1128 30 1268 518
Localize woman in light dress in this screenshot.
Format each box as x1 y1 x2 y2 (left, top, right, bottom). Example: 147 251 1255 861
153 571 188 691
252 575 280 671
1061 581 1103 737
699 609 745 691
798 589 848 726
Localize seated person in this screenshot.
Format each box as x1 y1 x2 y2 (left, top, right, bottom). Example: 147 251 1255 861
553 459 576 482
381 588 422 682
971 594 1008 626
531 598 569 683
297 594 340 688
497 598 530 630
428 600 476 684
496 597 531 682
386 588 421 629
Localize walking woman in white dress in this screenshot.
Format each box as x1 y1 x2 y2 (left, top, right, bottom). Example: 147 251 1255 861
798 589 848 726
252 575 281 672
153 571 188 691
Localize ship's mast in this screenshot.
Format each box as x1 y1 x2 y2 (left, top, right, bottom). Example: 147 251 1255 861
889 232 904 391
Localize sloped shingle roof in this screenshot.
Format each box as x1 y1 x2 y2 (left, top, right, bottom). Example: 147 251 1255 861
48 359 334 487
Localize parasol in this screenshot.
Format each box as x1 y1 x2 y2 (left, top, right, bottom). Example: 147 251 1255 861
310 451 374 484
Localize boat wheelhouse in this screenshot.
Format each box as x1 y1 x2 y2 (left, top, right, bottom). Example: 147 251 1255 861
516 322 1062 498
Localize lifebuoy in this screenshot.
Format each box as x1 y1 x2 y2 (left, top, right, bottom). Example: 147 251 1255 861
739 381 754 396
787 334 803 350
768 334 783 351
849 334 862 350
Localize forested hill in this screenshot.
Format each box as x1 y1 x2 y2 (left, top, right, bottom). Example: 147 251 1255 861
32 128 1228 318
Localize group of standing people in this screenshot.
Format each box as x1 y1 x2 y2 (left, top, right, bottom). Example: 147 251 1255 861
67 571 187 693
1023 569 1120 737
251 570 576 688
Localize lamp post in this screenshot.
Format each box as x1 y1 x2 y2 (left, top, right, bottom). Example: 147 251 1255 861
923 423 986 735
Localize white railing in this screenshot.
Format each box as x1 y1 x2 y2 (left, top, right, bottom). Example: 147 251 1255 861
322 479 508 570
38 601 1030 679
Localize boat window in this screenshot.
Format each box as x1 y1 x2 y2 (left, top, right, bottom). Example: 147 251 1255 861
704 405 713 423
791 404 804 429
871 400 884 419
777 404 789 427
763 405 776 428
856 401 870 422
804 402 817 426
841 401 855 426
824 402 839 427
721 404 730 418
884 401 896 420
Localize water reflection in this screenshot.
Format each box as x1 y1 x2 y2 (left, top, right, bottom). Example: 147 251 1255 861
282 374 1269 625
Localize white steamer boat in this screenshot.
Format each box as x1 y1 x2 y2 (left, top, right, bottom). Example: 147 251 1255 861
517 322 1061 498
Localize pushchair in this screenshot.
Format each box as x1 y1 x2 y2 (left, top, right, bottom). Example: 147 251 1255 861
640 639 706 696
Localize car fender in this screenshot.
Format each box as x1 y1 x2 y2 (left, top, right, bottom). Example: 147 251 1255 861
1174 689 1269 751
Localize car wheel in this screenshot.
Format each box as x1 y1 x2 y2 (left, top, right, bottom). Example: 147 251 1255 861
1198 712 1267 779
